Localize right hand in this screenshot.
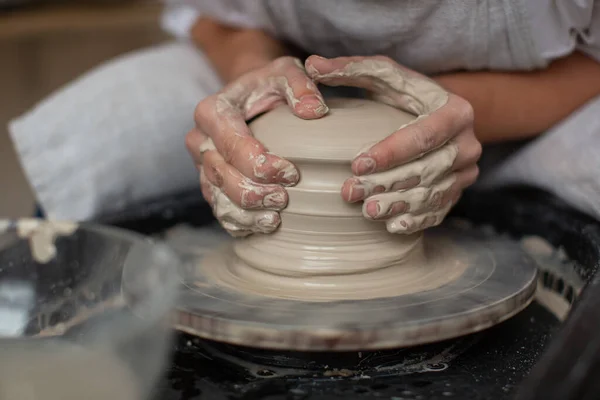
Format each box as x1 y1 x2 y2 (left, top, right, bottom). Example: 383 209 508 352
186 56 328 237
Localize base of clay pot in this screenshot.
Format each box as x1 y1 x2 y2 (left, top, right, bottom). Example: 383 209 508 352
197 233 467 302
174 222 537 351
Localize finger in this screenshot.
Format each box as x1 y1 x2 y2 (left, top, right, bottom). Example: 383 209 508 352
195 95 300 186
383 167 478 234
202 167 253 237
364 165 479 220
351 95 472 175
213 191 281 237
386 207 449 235
341 176 420 203
269 57 329 119
237 57 328 120
306 55 474 176
362 174 456 220
450 129 482 171
452 164 480 191
202 148 288 210
342 142 458 203
306 55 447 115
202 172 281 237
195 57 328 185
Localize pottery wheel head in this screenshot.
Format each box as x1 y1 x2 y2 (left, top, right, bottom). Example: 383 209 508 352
168 99 538 351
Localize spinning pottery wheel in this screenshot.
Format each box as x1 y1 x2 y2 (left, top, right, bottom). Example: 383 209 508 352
173 98 537 351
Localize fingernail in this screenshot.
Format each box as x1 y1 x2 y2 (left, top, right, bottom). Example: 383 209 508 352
256 212 280 231
298 94 329 117
314 101 329 116
354 155 376 175
304 62 320 77
347 184 365 202
240 191 262 209
263 191 286 209
365 201 380 218
276 163 300 186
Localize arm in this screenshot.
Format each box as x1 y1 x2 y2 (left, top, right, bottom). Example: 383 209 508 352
190 17 286 83
433 52 600 143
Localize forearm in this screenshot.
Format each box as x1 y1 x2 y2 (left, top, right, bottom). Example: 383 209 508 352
190 17 286 83
433 52 600 143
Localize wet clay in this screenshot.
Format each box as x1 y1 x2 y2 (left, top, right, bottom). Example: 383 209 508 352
201 235 468 301
199 98 467 301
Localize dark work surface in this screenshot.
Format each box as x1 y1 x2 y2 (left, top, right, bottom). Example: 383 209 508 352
452 186 600 283
155 302 557 400
100 185 600 400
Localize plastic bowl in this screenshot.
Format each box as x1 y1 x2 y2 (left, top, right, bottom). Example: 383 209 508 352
0 218 180 400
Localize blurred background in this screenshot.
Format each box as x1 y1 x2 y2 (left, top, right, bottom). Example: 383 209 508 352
0 0 168 217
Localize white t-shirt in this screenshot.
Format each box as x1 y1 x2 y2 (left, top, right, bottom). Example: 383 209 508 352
160 0 600 221
161 0 600 74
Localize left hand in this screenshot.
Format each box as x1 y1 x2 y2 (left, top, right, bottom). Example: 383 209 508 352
306 55 482 234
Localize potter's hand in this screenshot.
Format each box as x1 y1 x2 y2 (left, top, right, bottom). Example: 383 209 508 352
306 55 481 234
186 57 328 237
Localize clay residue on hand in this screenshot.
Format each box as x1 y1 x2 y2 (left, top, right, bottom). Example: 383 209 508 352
356 143 459 233
355 143 458 195
206 178 280 237
307 61 456 234
16 219 78 264
309 58 448 117
198 138 216 154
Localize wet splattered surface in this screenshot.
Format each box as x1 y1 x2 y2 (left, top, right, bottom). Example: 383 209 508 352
96 186 600 399
155 301 557 400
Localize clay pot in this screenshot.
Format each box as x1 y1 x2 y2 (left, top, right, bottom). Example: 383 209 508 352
228 98 432 299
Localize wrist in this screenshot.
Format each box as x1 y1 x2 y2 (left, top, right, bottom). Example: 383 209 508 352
191 17 286 83
226 48 280 81
433 72 514 144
